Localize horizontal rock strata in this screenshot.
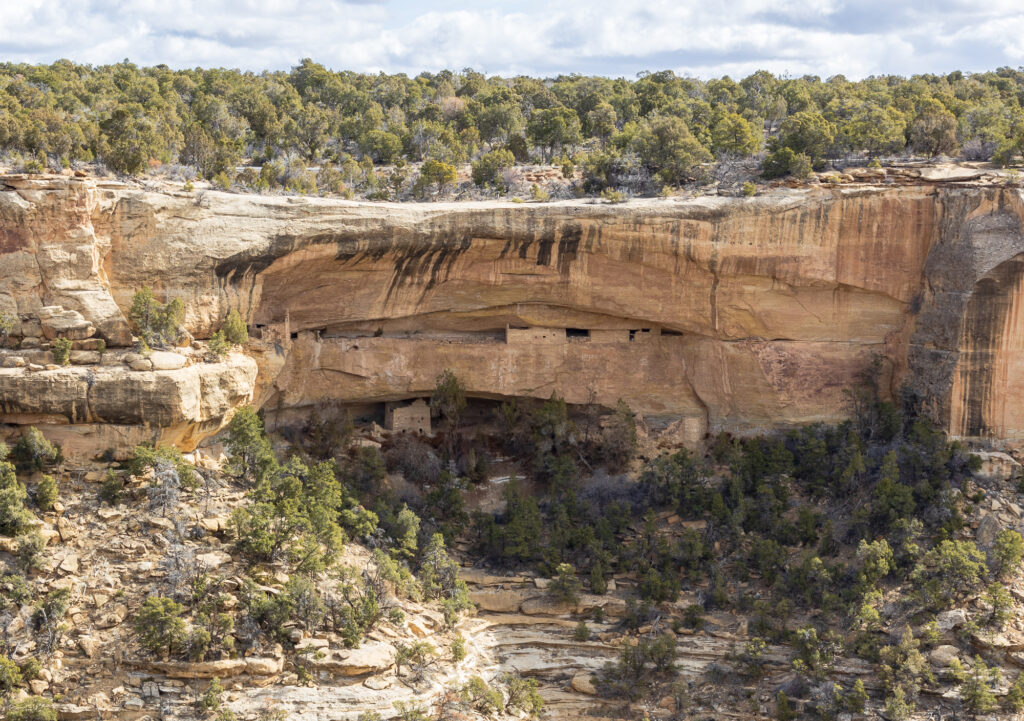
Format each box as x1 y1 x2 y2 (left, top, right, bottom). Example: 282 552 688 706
4 173 1024 446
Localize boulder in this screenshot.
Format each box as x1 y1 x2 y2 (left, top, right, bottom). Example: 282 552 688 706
72 338 106 351
199 516 229 533
149 351 187 370
363 675 392 690
245 657 285 675
571 673 597 695
976 514 1002 546
57 552 79 574
469 588 531 613
309 641 394 676
38 306 94 341
196 550 233 569
936 609 968 632
96 604 128 629
78 635 100 658
929 644 960 667
69 350 100 365
406 618 430 638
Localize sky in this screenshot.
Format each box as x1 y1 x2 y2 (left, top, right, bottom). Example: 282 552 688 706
1 0 1023 80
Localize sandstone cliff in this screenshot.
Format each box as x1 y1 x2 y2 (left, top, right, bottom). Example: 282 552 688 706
3 172 1024 451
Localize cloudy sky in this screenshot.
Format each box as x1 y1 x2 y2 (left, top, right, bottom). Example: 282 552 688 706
1 0 1022 80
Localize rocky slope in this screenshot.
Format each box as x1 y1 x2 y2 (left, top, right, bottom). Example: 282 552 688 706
9 435 1024 721
3 169 1024 454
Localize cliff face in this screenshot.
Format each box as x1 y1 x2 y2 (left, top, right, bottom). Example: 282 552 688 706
2 173 1024 452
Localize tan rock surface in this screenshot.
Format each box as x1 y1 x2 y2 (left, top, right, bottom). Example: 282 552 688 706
0 353 257 455
5 174 1024 446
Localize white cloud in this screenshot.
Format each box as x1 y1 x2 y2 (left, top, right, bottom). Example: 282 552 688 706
0 0 1020 78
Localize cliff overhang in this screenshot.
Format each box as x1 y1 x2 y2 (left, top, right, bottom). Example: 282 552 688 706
3 172 1024 455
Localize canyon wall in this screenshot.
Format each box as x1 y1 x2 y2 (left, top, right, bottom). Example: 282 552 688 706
2 173 1024 453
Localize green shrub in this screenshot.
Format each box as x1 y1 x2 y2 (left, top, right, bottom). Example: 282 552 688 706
208 331 230 359
871 450 914 529
737 637 766 677
844 679 868 712
224 406 275 484
129 287 184 348
450 634 466 663
16 531 46 573
186 625 213 661
599 633 677 698
960 655 999 716
34 475 57 512
600 187 625 203
573 621 590 641
99 469 124 505
223 309 248 345
134 596 187 656
985 582 1013 628
5 697 57 721
878 626 932 710
776 691 796 721
910 540 987 609
471 149 514 189
197 677 224 712
742 181 757 196
212 171 233 190
791 625 840 680
50 338 72 366
682 603 705 630
130 444 197 490
459 676 503 716
393 640 436 682
413 159 457 197
32 588 70 652
856 538 895 586
762 147 812 179
418 533 472 627
0 313 15 350
992 528 1024 578
502 673 544 716
0 446 32 537
0 654 23 693
548 563 581 605
16 658 40 683
1008 671 1024 711
13 428 61 472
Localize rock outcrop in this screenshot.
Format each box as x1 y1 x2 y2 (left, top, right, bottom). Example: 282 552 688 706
4 172 1024 449
0 352 257 454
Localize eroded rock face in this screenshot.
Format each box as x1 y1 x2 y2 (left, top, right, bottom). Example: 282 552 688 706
4 173 1024 447
0 176 132 346
0 353 257 452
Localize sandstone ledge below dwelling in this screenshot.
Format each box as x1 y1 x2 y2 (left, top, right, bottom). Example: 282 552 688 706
0 353 256 455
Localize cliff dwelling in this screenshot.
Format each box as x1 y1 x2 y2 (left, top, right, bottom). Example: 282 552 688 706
384 398 432 434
